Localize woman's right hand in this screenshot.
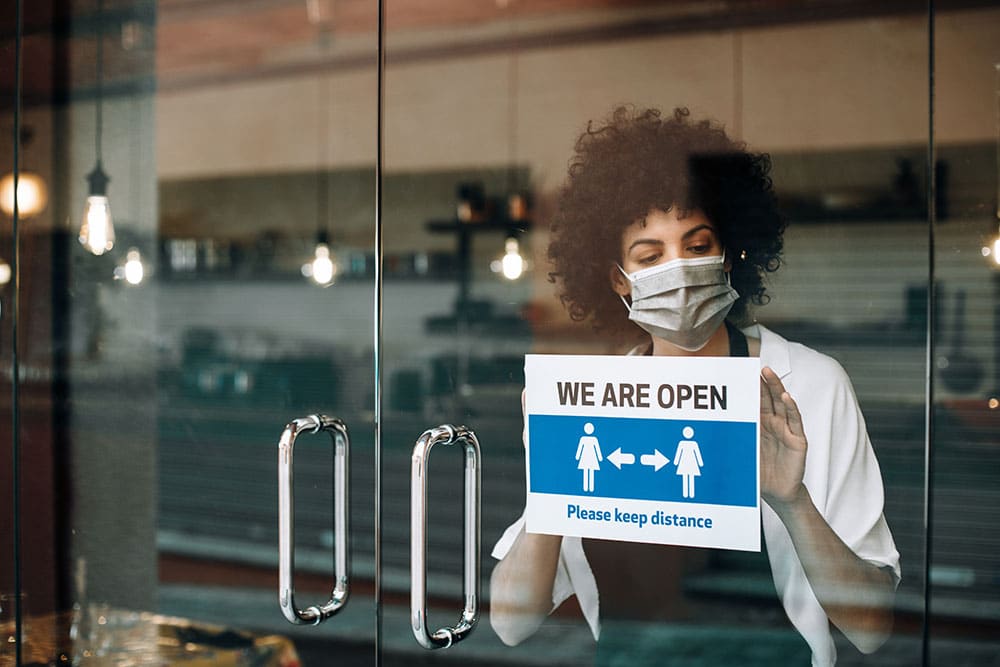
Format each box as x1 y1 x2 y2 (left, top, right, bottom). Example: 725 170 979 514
489 527 563 646
759 366 808 507
489 388 562 646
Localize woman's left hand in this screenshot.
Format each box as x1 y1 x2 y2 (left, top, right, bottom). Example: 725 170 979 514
759 366 808 506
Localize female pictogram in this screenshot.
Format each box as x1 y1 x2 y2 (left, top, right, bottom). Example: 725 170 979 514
673 426 704 498
575 422 603 492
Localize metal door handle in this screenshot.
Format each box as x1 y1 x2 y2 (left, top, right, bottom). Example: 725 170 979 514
411 424 481 649
278 414 350 624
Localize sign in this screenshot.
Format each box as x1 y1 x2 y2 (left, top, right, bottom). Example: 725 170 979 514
524 354 761 551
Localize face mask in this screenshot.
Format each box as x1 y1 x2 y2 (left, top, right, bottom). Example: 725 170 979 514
618 254 738 351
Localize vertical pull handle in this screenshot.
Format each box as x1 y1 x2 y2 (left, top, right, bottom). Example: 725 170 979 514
411 424 481 649
278 414 350 625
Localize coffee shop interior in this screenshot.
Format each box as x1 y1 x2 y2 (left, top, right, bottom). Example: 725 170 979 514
1 1 999 665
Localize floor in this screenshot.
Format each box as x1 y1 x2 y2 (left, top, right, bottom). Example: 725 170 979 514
159 584 1000 667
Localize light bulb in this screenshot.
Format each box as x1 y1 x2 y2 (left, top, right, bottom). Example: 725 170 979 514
501 237 524 281
986 235 1000 267
0 259 10 286
301 243 337 285
79 195 115 255
0 171 48 218
124 248 144 285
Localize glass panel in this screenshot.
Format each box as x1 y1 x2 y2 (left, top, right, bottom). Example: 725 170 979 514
382 2 929 666
1 3 18 662
6 1 377 664
929 6 1000 664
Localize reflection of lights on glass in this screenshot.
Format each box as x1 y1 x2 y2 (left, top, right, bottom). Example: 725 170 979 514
0 259 10 286
301 243 337 286
989 397 999 410
984 237 1000 267
507 192 529 221
490 237 526 280
500 237 525 280
0 172 48 218
124 248 144 284
79 195 115 255
234 370 252 395
113 248 145 285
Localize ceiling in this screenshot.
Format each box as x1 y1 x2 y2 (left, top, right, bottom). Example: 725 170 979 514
0 0 993 108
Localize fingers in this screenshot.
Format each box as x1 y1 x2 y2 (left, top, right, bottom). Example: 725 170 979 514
781 391 805 439
759 378 772 414
759 372 775 415
760 366 807 443
760 366 787 420
521 389 528 449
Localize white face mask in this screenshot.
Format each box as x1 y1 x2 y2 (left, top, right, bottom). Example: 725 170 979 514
618 253 738 351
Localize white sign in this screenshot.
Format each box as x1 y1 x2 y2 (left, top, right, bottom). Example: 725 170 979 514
524 354 761 551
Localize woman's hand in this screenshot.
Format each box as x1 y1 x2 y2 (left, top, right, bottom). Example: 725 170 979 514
489 387 562 646
759 366 808 506
758 366 895 651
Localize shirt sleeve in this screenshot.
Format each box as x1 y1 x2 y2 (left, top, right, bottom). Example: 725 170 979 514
491 517 602 640
804 354 902 585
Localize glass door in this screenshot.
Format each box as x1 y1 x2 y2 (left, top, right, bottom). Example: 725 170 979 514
379 2 938 666
6 3 1000 667
928 7 1000 664
1 4 18 659
4 1 378 665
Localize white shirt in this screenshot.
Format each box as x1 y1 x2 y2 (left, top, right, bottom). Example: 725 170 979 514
491 324 901 667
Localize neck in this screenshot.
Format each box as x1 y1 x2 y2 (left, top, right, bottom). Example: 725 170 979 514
649 323 731 357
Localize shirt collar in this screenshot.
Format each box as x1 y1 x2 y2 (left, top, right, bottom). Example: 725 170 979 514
746 323 792 379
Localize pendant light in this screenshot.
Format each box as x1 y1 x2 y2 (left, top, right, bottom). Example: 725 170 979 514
500 4 525 281
79 0 115 256
114 97 147 285
0 171 47 218
0 128 48 219
302 30 337 286
983 63 1000 268
499 237 524 280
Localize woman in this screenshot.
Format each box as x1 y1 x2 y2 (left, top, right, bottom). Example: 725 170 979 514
489 107 900 666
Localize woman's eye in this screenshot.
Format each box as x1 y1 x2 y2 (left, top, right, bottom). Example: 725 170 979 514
687 245 710 254
639 254 660 265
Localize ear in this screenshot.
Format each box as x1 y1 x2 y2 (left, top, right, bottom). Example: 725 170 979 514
724 249 744 273
609 264 631 298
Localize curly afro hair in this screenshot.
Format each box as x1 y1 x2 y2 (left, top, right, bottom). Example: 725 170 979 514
547 106 786 338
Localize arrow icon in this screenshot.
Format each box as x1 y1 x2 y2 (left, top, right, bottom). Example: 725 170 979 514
607 447 635 470
640 449 670 472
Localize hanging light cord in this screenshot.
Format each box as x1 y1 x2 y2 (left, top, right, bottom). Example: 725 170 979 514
505 6 518 197
95 0 104 167
316 43 331 243
130 94 141 225
11 0 24 663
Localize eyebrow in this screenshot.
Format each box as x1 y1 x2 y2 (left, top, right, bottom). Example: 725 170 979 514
627 238 662 253
626 224 717 253
682 224 716 240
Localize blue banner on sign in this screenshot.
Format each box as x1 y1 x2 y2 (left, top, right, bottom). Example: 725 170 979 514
529 415 757 507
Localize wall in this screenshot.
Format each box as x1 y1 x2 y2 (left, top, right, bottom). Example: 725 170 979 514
146 7 1000 401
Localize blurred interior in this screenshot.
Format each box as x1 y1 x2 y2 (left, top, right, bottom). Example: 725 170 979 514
1 0 999 665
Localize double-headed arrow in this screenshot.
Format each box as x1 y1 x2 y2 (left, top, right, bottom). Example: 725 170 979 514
607 447 670 472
